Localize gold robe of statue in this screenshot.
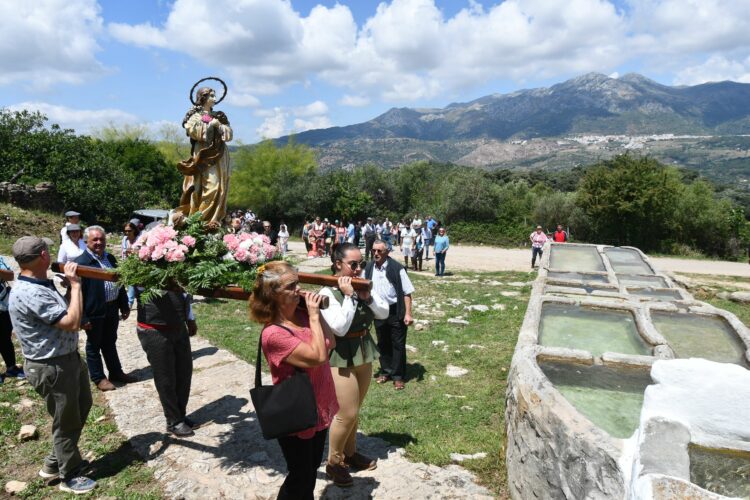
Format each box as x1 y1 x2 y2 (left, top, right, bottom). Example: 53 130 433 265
177 111 233 224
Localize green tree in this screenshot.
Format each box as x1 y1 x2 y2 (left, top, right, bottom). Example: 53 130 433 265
228 139 318 221
575 155 683 251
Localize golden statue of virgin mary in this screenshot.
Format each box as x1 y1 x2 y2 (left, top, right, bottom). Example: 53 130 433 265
175 77 233 225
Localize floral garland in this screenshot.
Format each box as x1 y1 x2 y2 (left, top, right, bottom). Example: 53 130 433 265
117 213 280 302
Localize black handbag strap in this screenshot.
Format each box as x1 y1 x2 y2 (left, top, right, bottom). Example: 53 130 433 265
254 324 302 389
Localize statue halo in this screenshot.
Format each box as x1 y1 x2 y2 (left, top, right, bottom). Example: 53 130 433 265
190 77 228 105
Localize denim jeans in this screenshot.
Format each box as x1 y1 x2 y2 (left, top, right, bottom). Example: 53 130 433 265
435 252 446 276
531 246 543 267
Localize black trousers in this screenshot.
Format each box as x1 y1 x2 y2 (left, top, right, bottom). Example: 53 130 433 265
277 429 327 500
375 308 408 381
137 327 193 426
364 236 376 260
0 311 17 369
85 302 123 383
531 247 543 267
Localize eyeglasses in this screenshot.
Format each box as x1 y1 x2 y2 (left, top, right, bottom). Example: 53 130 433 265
372 248 387 253
344 260 365 270
263 226 271 229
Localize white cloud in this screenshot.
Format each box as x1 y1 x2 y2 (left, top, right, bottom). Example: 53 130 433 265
227 92 260 108
294 100 328 117
293 115 332 133
0 0 106 88
108 0 750 104
7 102 138 134
256 108 287 139
339 94 370 107
255 100 331 138
674 55 750 85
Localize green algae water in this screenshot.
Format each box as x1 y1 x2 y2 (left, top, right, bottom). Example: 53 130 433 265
549 246 606 273
539 303 650 356
652 312 747 366
605 248 654 275
539 361 650 439
689 446 750 499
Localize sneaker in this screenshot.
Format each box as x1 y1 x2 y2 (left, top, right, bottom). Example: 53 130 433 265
5 366 25 379
325 462 353 487
39 465 59 479
344 452 377 471
167 421 194 437
41 459 90 479
59 476 96 494
96 379 116 391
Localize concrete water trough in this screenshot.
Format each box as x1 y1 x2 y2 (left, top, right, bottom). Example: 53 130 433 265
506 242 750 499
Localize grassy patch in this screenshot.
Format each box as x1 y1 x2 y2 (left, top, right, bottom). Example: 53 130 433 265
0 203 62 255
0 346 162 499
194 269 533 497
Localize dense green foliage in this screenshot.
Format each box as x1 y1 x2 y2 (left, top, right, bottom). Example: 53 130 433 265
0 109 180 226
2 108 747 258
231 141 750 259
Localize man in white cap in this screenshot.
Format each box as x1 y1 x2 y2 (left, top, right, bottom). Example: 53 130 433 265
60 211 81 244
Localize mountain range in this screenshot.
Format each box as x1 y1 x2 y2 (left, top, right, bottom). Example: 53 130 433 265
276 73 750 177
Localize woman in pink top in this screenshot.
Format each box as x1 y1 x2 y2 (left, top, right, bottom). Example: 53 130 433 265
249 261 338 500
529 225 548 268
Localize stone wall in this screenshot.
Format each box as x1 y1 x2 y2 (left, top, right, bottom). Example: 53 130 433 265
0 182 61 212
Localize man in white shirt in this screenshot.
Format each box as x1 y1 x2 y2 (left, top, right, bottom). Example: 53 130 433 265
364 240 414 390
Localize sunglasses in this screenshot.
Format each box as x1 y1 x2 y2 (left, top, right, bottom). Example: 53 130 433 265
343 260 365 270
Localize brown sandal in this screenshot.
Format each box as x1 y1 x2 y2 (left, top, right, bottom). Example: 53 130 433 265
376 375 391 384
393 380 405 390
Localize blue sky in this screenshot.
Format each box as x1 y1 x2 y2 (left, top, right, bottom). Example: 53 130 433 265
1 0 749 143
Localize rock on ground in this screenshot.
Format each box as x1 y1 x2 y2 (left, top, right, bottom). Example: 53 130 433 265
17 425 37 441
729 291 750 304
4 480 27 495
446 365 469 378
447 318 470 326
98 314 492 499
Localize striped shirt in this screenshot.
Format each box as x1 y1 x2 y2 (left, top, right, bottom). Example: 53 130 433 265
86 249 119 302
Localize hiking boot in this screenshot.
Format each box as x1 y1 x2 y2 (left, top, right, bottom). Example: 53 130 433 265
96 379 116 391
59 476 96 494
325 462 353 487
344 452 377 471
167 421 194 437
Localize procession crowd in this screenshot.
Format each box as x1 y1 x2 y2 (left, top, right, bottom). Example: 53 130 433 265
0 206 567 497
0 208 421 497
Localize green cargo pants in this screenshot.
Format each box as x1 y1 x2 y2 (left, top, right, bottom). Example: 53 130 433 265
25 351 92 479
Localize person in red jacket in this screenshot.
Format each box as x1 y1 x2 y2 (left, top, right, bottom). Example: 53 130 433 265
553 225 568 243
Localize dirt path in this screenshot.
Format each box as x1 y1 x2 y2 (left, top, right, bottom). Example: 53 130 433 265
287 241 750 277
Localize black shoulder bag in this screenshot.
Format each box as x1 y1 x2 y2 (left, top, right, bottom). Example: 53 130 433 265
250 325 319 440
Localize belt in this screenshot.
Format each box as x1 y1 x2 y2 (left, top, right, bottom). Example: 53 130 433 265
137 322 180 332
344 329 367 339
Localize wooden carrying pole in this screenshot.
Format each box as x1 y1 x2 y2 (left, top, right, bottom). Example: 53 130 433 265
0 269 14 282
50 263 373 308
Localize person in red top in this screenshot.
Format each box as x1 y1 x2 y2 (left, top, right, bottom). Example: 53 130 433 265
249 261 338 500
553 224 568 243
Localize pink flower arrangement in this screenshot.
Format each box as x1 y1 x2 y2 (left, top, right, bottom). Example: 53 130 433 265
134 225 190 263
223 232 276 265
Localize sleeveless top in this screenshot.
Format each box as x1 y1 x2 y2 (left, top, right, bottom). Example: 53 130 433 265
328 288 379 368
